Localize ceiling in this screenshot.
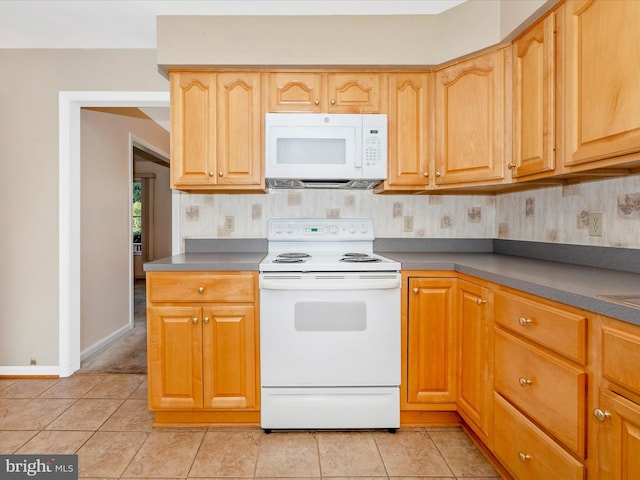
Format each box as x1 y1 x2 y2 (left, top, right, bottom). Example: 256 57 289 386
0 1 467 49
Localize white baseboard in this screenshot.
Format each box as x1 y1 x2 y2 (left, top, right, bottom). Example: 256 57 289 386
0 365 62 377
81 324 132 361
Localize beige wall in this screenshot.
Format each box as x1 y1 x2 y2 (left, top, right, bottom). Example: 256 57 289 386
0 49 168 367
157 1 553 71
80 108 169 354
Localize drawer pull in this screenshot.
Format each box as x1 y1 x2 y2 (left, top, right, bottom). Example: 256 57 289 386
477 298 486 305
518 316 532 326
192 317 198 324
519 377 533 387
198 287 204 294
413 288 419 294
593 408 612 422
518 452 531 462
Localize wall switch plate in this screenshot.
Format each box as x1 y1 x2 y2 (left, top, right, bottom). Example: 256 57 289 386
588 212 603 236
224 215 235 231
403 216 414 232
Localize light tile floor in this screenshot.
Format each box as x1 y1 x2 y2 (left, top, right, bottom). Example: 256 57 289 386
0 374 500 479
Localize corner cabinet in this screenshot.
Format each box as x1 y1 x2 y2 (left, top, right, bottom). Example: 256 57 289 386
560 0 640 170
146 271 260 424
170 71 263 192
268 72 387 113
433 46 511 187
457 278 493 446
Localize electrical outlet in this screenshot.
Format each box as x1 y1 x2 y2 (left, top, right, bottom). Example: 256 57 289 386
224 215 235 231
403 216 414 233
588 212 602 237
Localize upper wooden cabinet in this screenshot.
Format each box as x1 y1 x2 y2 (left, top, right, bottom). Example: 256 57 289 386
268 72 387 113
433 46 510 186
380 72 431 190
511 11 556 179
170 71 263 191
560 0 640 170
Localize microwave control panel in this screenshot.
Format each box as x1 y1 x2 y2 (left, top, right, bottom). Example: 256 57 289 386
362 115 387 178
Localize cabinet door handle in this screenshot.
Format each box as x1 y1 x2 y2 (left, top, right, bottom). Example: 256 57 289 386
519 316 532 326
219 171 224 177
508 162 517 169
435 171 442 177
518 452 531 462
192 317 198 324
314 98 320 105
593 408 612 422
330 98 336 105
476 298 486 305
519 377 533 387
423 172 429 177
208 172 214 177
198 287 204 294
413 288 419 294
204 317 210 324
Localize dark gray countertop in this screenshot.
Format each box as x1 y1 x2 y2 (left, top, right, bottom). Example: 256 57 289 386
145 250 640 325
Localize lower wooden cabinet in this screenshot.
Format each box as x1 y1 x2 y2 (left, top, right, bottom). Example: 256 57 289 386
404 275 457 407
457 279 492 444
146 271 259 422
494 393 585 480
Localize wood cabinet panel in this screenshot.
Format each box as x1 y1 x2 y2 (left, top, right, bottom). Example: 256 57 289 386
170 71 217 187
434 47 508 185
406 277 457 405
494 328 587 458
494 289 587 365
512 11 556 178
147 272 255 304
203 305 258 409
561 0 640 168
148 306 203 410
327 73 387 113
269 72 324 112
384 73 430 189
601 324 640 396
494 393 585 480
595 388 640 480
457 280 492 441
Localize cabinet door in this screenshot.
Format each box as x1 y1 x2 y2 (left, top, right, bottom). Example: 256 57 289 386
269 72 324 112
595 389 640 480
327 73 387 113
407 277 457 405
512 12 556 178
385 73 430 188
170 71 217 187
202 305 258 410
561 0 640 167
457 280 492 440
216 72 263 186
147 306 203 410
434 48 507 185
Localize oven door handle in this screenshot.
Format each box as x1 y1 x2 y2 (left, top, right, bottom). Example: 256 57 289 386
260 276 401 291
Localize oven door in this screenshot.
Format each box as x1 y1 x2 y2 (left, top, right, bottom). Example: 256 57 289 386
259 272 401 387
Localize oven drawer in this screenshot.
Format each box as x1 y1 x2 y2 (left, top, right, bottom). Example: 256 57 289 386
494 328 587 458
494 393 585 480
148 272 255 303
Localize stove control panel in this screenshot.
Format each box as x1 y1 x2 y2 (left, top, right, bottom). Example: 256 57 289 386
268 218 375 241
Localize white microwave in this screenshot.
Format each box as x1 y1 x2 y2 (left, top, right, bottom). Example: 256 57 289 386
265 113 388 189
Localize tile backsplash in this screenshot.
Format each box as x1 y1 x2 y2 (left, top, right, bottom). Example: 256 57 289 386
178 174 640 250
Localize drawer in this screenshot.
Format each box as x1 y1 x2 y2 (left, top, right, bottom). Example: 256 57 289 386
147 272 255 303
494 393 585 480
494 328 587 458
494 290 587 364
602 322 640 396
